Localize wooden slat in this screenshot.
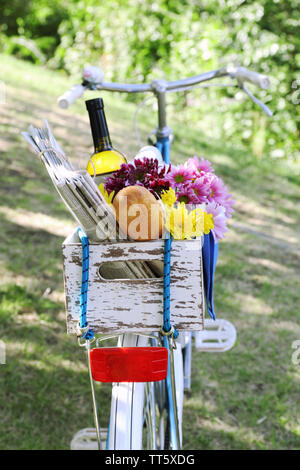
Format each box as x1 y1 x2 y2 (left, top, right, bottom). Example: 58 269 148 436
62 232 205 334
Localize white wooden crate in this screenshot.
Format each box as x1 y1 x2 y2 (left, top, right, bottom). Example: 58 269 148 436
62 230 205 334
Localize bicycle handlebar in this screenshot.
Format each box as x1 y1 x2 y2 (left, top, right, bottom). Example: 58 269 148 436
58 84 86 109
57 65 272 116
229 66 270 89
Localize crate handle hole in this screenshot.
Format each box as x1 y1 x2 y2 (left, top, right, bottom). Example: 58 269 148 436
98 260 163 280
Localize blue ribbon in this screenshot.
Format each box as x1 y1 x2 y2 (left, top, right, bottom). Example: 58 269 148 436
77 227 94 340
156 136 178 338
202 231 219 320
162 236 179 339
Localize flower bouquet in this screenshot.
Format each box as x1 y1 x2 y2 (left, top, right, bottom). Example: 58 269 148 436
101 154 234 243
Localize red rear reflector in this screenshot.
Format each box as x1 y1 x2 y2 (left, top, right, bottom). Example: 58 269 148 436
90 347 168 383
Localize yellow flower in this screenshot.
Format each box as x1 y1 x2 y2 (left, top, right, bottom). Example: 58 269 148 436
161 187 177 207
165 203 197 240
165 204 214 240
191 208 205 238
98 183 115 207
165 204 187 239
204 212 214 234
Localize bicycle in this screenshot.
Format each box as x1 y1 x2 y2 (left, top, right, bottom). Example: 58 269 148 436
58 65 272 451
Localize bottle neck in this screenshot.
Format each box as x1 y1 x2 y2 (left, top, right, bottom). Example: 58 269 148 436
88 106 113 153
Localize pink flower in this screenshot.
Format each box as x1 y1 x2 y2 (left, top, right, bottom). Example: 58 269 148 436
187 156 214 175
166 164 194 187
205 201 228 241
207 175 228 204
176 185 199 204
190 177 210 203
198 157 214 173
206 175 235 217
222 192 235 218
186 157 200 175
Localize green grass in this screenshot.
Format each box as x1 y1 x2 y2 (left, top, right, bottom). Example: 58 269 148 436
0 53 300 450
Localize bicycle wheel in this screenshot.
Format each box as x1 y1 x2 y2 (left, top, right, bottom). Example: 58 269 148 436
107 333 184 450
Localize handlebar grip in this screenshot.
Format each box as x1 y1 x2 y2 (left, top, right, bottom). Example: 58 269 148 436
233 67 270 89
57 84 86 109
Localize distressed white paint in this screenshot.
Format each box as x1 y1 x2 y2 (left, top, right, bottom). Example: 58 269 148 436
62 231 205 334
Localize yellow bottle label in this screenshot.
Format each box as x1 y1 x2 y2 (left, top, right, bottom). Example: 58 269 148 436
86 149 127 177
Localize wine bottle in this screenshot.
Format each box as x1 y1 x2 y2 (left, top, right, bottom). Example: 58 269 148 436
85 97 127 185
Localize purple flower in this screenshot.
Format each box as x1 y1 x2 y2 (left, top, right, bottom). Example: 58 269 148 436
205 201 228 241
222 192 235 218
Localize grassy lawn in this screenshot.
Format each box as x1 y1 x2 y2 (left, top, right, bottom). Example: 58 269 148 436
0 53 300 450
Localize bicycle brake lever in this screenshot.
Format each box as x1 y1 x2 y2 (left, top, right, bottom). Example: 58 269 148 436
239 83 273 117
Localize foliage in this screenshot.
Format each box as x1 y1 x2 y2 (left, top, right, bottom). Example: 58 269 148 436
0 0 299 160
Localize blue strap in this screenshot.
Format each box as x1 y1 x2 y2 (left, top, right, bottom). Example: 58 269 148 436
156 136 170 164
162 236 179 339
156 137 178 338
77 227 94 340
202 232 219 320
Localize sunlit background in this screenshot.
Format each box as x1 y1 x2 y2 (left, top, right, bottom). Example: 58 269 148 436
1 0 299 161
